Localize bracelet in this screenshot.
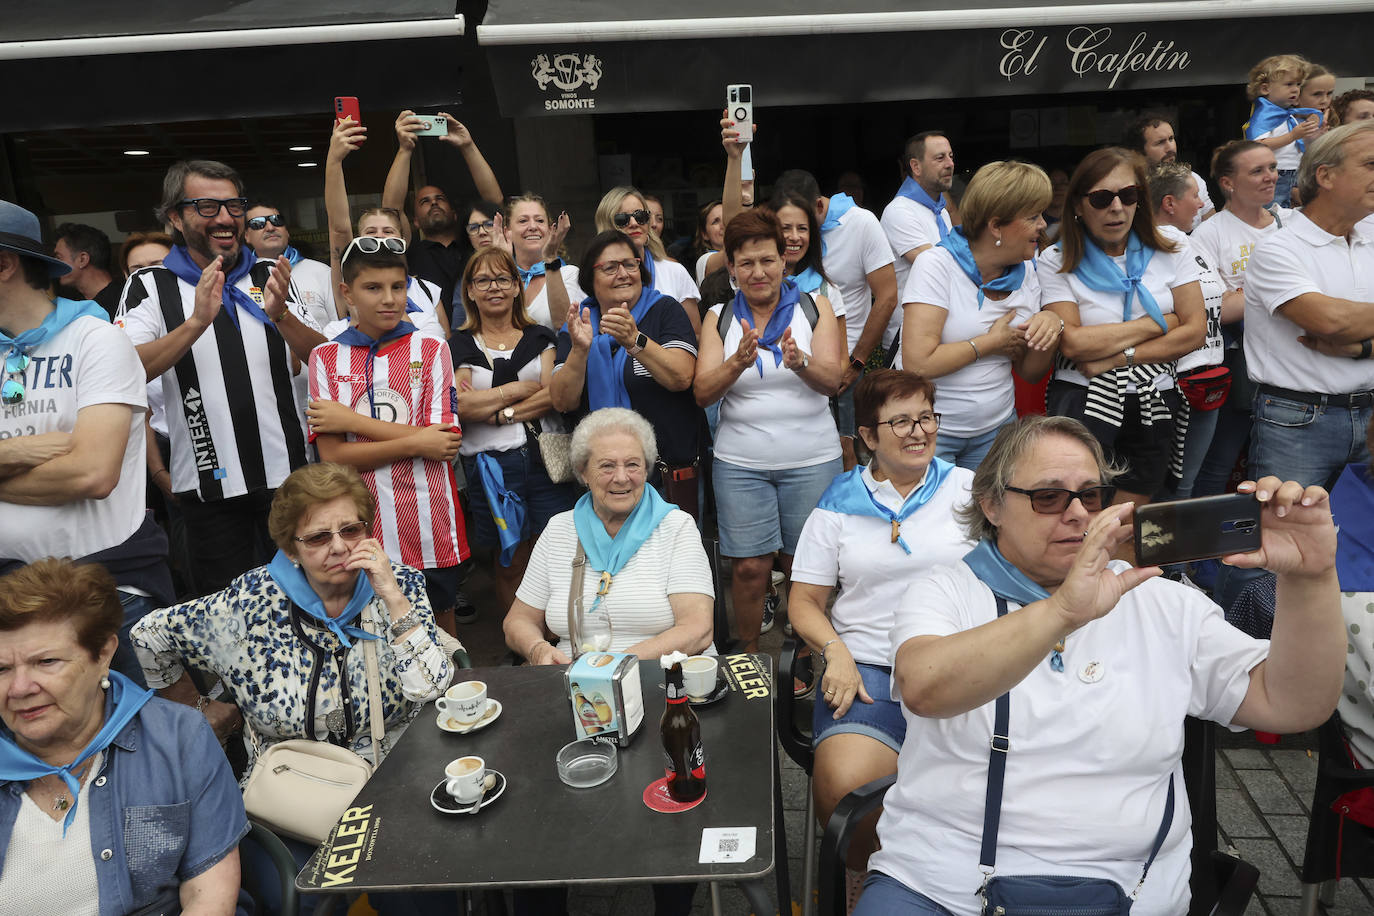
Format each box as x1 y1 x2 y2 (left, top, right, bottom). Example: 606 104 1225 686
1357 339 1372 361
194 695 211 716
527 639 548 661
820 639 840 660
968 339 982 360
499 385 508 405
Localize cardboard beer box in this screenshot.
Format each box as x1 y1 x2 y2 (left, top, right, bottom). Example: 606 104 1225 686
564 652 644 746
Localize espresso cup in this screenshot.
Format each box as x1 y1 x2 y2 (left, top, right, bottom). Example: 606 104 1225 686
445 755 486 803
682 655 719 700
437 680 488 726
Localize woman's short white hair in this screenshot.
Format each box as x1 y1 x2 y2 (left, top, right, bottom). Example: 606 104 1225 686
570 408 659 480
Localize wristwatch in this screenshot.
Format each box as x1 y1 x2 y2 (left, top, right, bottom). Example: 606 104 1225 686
500 406 515 425
389 610 425 639
794 353 811 371
1123 346 1136 369
627 332 648 356
849 356 866 372
544 257 563 272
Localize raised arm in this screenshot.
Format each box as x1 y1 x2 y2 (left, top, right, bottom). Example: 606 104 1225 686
382 111 421 245
326 119 367 310
441 116 504 204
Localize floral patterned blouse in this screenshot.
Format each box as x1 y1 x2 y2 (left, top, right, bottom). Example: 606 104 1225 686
131 563 450 774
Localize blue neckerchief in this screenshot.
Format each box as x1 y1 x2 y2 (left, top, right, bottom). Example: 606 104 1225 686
283 245 303 266
963 539 1063 671
331 321 419 419
730 279 800 376
0 297 107 363
403 276 425 315
1244 97 1324 152
474 453 526 568
583 287 663 409
938 227 1026 308
267 549 380 648
820 193 857 234
0 672 152 835
162 245 269 330
792 266 824 294
1072 233 1167 332
572 486 673 613
1331 463 1374 591
517 259 546 287
816 459 954 554
896 177 951 242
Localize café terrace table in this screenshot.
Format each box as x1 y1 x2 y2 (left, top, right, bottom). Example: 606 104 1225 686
297 654 791 913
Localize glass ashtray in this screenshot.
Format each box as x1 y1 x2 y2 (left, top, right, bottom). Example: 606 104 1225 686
556 738 618 788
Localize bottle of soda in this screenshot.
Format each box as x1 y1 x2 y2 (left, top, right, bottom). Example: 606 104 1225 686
660 659 706 803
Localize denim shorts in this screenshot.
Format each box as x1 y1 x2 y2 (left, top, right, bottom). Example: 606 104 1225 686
712 456 844 557
934 414 1014 472
462 446 577 549
812 662 906 753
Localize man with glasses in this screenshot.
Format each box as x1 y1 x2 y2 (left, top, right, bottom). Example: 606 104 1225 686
0 200 171 687
118 160 325 594
244 202 337 328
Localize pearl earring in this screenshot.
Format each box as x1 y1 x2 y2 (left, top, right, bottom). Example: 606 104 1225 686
100 675 111 689
994 238 1002 247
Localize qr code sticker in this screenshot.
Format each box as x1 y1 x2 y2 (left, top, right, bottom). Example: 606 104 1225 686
718 837 739 853
699 827 755 863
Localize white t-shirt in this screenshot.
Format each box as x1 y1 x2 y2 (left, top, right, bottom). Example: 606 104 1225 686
1160 226 1226 374
791 464 974 665
709 302 842 470
289 256 337 329
899 246 1041 437
455 340 553 456
1244 211 1374 393
882 193 954 341
1 316 146 561
526 265 587 331
322 275 446 341
822 205 895 352
1039 241 1206 386
649 256 700 306
870 560 1268 916
516 509 715 654
2 750 102 916
695 251 716 285
1190 170 1215 231
1188 208 1288 293
1254 123 1302 171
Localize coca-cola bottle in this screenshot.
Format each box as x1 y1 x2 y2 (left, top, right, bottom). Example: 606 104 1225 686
661 659 706 803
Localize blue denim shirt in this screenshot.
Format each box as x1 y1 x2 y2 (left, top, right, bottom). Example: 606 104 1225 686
0 695 248 916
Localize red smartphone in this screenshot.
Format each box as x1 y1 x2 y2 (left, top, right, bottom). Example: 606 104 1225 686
334 96 361 125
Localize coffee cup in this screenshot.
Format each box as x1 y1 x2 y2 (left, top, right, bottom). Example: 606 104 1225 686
437 680 488 726
445 755 488 803
682 655 719 700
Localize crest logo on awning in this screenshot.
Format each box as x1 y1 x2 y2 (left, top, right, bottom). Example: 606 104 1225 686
532 53 603 93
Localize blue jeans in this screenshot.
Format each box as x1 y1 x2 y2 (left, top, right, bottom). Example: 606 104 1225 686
1273 168 1298 208
1193 397 1251 496
713 457 844 556
1250 391 1372 489
1175 404 1221 498
111 592 152 689
852 873 956 915
934 415 1014 472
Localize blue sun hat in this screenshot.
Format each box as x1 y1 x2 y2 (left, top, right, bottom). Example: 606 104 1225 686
0 200 72 277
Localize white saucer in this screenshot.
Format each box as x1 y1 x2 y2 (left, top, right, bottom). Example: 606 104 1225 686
430 770 507 815
436 698 503 734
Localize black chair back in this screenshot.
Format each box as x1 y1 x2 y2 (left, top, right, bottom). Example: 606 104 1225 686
1299 712 1374 885
777 637 815 774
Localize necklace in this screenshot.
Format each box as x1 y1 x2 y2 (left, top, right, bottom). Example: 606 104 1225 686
43 759 93 813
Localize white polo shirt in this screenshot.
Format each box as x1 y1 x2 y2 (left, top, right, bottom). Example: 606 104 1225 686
883 194 954 341
1244 211 1374 394
822 205 896 353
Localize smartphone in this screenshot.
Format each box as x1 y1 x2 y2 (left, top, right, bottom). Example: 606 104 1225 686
1133 493 1262 568
414 115 449 138
334 96 362 125
727 84 753 144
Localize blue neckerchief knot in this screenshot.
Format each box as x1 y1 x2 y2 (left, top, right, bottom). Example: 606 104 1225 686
791 266 824 294
517 260 546 287
0 672 152 835
162 245 271 330
1332 463 1374 591
896 177 951 242
730 279 801 377
820 193 857 234
572 486 673 613
0 297 108 363
580 287 664 410
283 245 303 267
938 227 1026 308
1071 233 1167 332
963 540 1065 672
330 321 418 419
267 550 380 647
474 453 526 567
816 459 954 554
1244 97 1324 152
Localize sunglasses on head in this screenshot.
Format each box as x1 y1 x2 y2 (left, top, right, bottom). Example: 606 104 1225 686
613 209 651 228
1084 186 1141 210
293 521 370 548
2 353 29 407
1005 484 1117 514
341 235 408 265
246 214 286 231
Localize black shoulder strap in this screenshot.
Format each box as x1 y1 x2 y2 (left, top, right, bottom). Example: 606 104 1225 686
714 290 820 338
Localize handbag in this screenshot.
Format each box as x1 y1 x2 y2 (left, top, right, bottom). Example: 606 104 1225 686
1177 365 1232 412
530 417 574 484
977 596 1175 915
241 603 388 844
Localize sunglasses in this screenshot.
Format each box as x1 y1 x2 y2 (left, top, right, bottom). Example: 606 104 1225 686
2 353 29 406
246 214 286 231
1004 484 1117 514
341 236 408 265
1084 186 1141 210
613 209 651 229
293 521 370 548
179 197 249 218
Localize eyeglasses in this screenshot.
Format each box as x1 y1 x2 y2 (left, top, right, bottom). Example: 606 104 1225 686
471 275 516 291
2 353 30 406
179 197 249 218
1004 484 1117 514
875 413 940 437
293 521 369 548
246 214 286 230
1084 186 1141 210
592 258 642 277
613 210 651 228
466 219 495 234
341 236 408 265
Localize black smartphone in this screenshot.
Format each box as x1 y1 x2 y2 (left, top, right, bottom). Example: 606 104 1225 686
1133 493 1263 567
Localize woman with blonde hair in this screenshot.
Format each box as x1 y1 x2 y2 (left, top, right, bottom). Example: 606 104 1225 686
594 185 701 334
491 191 584 330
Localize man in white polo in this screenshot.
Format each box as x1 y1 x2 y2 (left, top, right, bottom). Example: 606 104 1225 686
1245 121 1374 489
881 131 956 343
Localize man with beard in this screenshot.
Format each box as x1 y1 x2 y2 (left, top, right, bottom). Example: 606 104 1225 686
1123 112 1216 228
117 160 324 593
882 132 958 324
244 202 337 328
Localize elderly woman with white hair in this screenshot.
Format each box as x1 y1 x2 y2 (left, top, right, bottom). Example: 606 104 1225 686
504 407 715 665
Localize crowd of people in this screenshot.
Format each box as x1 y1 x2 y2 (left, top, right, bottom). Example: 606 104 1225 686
0 47 1370 915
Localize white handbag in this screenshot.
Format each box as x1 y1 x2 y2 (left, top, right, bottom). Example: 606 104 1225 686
241 605 388 844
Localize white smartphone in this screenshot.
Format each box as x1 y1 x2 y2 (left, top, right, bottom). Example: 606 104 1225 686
727 84 753 144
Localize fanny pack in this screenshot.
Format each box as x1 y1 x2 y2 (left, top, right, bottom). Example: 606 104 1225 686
977 596 1174 915
1177 365 1232 412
